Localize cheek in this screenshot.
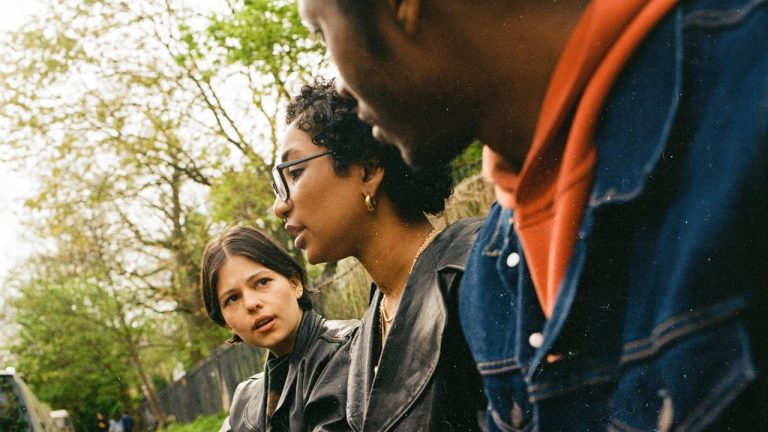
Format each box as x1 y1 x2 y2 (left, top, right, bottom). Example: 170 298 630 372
221 310 239 331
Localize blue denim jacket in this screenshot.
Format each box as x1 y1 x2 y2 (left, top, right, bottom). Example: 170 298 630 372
460 1 768 430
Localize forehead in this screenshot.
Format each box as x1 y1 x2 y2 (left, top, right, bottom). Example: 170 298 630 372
219 255 268 285
279 122 320 162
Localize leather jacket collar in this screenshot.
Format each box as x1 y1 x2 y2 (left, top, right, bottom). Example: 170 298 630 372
244 310 325 428
347 219 482 431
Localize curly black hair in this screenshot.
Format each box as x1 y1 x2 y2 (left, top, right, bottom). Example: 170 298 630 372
285 77 453 221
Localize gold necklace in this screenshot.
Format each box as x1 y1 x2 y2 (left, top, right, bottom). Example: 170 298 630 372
379 295 394 323
379 227 441 344
409 227 440 273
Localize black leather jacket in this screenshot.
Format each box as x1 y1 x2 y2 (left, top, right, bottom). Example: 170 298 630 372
221 310 358 432
347 218 486 431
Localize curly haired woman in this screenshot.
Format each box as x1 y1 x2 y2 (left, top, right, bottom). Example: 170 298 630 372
272 77 485 431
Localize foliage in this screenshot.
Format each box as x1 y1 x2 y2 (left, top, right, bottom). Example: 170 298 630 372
0 0 485 428
9 273 137 429
451 140 484 183
310 259 370 320
0 0 330 427
159 411 228 432
0 378 28 432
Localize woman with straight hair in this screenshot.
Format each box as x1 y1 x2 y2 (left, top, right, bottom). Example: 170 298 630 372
200 225 357 431
272 77 485 431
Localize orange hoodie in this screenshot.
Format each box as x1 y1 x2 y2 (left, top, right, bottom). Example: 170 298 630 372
483 0 678 317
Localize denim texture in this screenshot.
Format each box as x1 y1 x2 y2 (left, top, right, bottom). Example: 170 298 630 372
460 1 768 430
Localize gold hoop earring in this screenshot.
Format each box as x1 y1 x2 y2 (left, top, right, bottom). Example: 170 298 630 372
364 193 376 212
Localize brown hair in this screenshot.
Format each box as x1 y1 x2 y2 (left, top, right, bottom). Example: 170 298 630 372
200 225 311 343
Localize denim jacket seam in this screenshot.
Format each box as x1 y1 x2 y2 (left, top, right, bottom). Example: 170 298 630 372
620 296 747 364
682 366 751 431
479 363 524 376
527 368 616 401
684 0 768 28
488 407 517 432
476 356 519 368
679 328 756 431
476 357 522 376
482 211 507 257
608 416 647 432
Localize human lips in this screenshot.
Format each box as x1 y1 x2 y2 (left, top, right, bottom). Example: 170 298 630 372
285 223 307 249
252 316 275 333
356 107 391 144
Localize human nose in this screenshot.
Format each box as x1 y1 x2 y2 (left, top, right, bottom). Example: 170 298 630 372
335 76 352 98
242 290 263 312
273 195 292 221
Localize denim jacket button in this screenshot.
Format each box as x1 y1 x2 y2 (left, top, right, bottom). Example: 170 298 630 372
506 252 521 267
528 332 544 348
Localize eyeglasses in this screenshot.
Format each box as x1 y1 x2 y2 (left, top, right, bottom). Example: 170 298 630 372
271 150 333 202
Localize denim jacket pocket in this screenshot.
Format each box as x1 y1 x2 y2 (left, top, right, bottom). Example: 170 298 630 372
609 297 757 431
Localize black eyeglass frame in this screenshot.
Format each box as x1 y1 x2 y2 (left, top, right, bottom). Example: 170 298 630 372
271 150 333 202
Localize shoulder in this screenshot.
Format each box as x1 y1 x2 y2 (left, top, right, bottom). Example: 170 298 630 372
428 217 485 270
227 372 264 431
317 319 359 344
231 372 264 404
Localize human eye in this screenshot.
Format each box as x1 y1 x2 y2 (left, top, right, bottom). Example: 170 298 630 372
254 277 272 289
222 293 240 307
286 167 304 182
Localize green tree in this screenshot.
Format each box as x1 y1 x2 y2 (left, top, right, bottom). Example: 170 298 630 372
0 0 342 427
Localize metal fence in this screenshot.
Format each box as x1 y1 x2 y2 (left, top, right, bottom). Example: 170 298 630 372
141 343 266 428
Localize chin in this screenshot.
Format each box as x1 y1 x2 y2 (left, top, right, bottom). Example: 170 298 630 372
303 248 325 265
305 246 346 266
414 137 472 170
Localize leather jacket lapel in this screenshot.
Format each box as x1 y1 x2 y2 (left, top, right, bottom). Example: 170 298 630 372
272 311 324 422
346 293 378 432
363 253 447 431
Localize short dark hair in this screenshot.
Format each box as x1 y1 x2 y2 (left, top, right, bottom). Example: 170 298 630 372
286 76 453 222
200 226 311 343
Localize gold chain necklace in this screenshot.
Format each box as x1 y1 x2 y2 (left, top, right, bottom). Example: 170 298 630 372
379 227 441 346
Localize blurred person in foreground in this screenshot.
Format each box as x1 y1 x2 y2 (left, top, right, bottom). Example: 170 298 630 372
201 226 357 431
297 0 768 430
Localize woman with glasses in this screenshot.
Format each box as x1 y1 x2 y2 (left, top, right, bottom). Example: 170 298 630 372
273 77 485 431
200 225 357 431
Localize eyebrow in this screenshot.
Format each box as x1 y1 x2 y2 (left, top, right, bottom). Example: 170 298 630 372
245 270 271 285
218 269 271 303
279 148 299 163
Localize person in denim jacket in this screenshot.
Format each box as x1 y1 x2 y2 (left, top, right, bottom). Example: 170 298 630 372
296 0 768 430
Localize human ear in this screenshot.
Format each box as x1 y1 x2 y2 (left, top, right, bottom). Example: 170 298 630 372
386 0 421 36
290 275 303 298
361 162 385 198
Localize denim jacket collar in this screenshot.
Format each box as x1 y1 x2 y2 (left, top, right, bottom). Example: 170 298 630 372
532 8 685 378
589 7 683 208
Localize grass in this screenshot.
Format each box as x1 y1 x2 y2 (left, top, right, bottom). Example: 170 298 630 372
159 412 228 432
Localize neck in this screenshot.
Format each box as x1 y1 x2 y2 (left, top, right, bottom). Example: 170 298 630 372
356 216 435 302
447 2 587 165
